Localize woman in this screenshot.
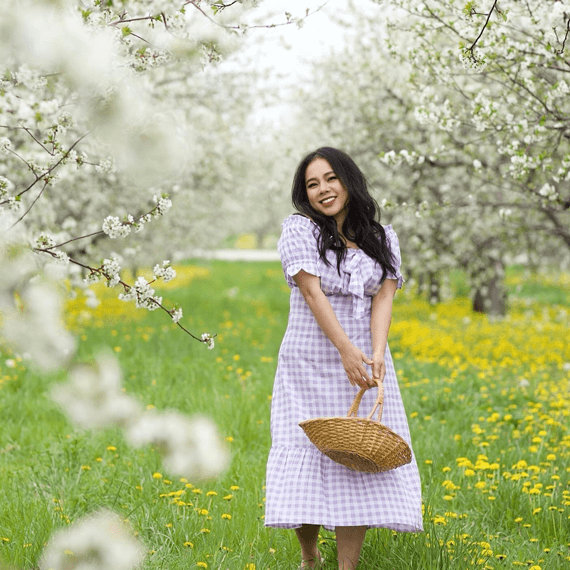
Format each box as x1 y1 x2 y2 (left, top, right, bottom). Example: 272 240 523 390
264 148 423 569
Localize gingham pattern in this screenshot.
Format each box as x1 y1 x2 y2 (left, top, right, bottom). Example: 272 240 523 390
264 215 423 533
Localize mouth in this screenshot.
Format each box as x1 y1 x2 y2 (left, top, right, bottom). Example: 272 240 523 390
320 196 336 205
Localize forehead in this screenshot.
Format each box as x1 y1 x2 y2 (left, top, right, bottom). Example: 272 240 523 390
305 157 333 181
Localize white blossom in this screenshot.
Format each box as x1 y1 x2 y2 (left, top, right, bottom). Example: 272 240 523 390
201 332 215 350
102 216 131 239
538 183 558 201
95 158 115 174
171 307 183 323
84 271 101 285
85 289 100 308
0 176 11 199
153 260 176 283
0 137 11 154
119 276 161 310
39 509 145 570
153 194 173 217
1 282 76 372
126 411 228 480
34 233 57 249
6 197 21 211
51 351 142 429
53 250 70 266
102 257 121 287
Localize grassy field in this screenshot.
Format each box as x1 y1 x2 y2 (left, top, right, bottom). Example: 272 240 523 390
0 262 569 570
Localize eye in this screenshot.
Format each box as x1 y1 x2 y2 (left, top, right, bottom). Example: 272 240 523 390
307 182 317 189
328 176 337 182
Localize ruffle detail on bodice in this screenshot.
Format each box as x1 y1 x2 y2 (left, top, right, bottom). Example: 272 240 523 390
343 251 367 319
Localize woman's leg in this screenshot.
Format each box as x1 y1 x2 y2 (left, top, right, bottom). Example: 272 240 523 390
335 526 367 570
295 524 322 568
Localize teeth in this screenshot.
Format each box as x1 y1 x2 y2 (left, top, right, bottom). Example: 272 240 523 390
321 196 335 204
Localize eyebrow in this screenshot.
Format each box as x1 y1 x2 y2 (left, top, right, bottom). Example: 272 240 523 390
305 171 335 185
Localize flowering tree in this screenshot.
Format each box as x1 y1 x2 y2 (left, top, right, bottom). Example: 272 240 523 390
0 2 321 565
298 0 569 314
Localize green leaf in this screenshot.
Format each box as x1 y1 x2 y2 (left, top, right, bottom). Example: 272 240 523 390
81 9 92 21
121 26 132 37
463 1 476 16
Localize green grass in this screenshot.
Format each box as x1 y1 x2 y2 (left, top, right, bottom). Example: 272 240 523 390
0 261 569 570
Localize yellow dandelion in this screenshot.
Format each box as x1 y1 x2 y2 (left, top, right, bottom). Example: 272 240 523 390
199 528 210 534
152 472 163 479
184 542 194 548
106 446 117 451
221 513 232 520
206 491 218 497
223 495 233 500
230 485 240 491
197 562 208 568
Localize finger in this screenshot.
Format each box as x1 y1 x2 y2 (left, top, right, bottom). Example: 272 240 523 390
363 355 374 366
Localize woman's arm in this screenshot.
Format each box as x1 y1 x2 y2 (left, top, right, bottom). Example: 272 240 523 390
370 278 398 382
293 270 374 390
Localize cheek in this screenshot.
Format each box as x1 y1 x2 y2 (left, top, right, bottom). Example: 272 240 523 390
307 190 319 208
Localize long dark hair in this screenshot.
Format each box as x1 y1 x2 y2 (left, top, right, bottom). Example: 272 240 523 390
291 147 397 279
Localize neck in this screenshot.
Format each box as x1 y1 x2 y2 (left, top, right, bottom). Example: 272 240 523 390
334 211 347 233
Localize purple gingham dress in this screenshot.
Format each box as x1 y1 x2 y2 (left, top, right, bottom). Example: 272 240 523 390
264 214 423 532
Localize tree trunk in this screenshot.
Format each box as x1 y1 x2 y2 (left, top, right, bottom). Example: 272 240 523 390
428 272 440 305
471 258 507 316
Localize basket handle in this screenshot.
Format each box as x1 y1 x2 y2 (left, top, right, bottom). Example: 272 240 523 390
346 378 384 422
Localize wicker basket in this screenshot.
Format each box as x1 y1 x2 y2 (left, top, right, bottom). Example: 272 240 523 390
299 379 412 473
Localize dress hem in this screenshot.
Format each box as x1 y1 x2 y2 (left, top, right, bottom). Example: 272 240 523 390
264 520 424 533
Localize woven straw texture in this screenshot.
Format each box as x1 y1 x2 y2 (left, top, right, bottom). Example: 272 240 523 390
299 379 412 473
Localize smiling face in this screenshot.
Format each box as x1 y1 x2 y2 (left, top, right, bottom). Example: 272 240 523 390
305 157 349 226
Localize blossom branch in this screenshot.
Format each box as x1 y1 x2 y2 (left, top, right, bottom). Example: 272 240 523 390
35 249 215 346
555 18 570 55
466 0 499 59
14 133 89 201
10 179 49 229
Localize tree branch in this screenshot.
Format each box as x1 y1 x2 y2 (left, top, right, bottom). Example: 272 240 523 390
466 0 499 58
37 250 214 344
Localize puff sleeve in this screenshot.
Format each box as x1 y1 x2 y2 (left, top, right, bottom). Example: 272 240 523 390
278 215 321 289
383 225 404 290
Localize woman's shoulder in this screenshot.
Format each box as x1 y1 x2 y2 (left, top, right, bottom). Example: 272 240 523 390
381 224 398 241
282 213 318 230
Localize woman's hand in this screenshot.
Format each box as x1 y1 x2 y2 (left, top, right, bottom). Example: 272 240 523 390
339 344 375 390
372 350 387 384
